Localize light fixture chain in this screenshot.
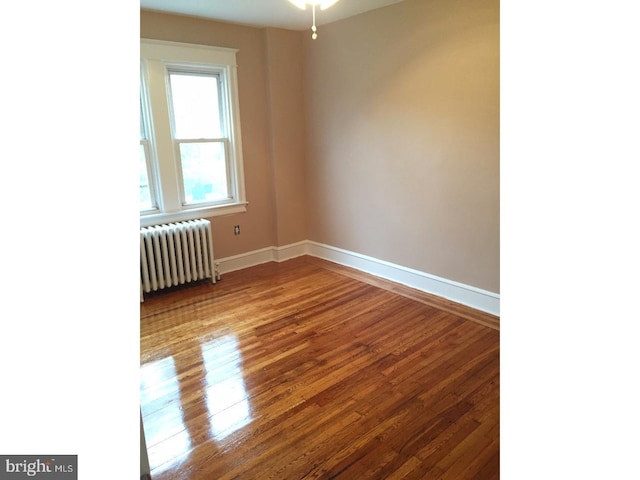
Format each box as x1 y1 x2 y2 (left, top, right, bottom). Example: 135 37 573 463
288 0 341 40
312 4 317 39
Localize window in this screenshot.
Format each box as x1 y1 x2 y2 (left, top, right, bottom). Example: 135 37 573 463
140 39 246 226
139 92 157 212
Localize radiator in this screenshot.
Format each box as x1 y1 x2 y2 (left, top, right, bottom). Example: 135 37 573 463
140 219 217 301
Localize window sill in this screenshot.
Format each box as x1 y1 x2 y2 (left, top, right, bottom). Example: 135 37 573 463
140 202 247 227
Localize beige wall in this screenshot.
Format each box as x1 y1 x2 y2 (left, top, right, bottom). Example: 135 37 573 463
264 28 308 246
141 0 499 293
304 0 499 292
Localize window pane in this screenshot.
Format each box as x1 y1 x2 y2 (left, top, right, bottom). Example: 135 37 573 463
170 73 222 139
179 142 229 204
140 98 146 140
140 144 153 210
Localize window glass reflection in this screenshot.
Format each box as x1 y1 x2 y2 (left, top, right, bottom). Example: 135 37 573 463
201 335 252 440
140 356 192 474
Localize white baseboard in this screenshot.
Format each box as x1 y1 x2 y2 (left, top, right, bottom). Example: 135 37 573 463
216 241 309 274
217 241 500 316
215 246 276 274
307 242 500 316
274 241 309 262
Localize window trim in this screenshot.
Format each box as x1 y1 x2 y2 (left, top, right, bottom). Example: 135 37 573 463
139 140 159 213
140 39 247 227
140 75 160 214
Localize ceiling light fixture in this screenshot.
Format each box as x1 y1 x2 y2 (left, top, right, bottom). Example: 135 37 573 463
288 0 340 40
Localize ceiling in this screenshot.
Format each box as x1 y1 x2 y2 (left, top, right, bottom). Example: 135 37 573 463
140 0 407 31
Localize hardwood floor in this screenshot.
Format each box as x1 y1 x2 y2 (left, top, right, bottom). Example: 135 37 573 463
140 256 499 479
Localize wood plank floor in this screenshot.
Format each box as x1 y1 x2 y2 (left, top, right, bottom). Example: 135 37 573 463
140 256 500 479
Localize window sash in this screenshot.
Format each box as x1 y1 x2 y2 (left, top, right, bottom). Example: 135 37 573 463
139 140 158 212
175 139 232 207
166 69 226 141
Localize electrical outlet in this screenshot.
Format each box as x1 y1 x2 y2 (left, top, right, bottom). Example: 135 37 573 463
234 225 240 235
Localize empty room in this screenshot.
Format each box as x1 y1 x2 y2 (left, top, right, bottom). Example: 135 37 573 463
7 0 640 478
138 0 499 478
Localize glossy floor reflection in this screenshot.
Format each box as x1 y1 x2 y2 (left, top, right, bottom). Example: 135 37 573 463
201 335 252 440
140 333 251 474
140 356 192 475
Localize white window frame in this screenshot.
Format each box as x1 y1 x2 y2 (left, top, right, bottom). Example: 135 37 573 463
140 39 247 227
140 81 159 213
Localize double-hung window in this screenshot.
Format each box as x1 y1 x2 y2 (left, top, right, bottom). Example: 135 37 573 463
140 39 246 226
